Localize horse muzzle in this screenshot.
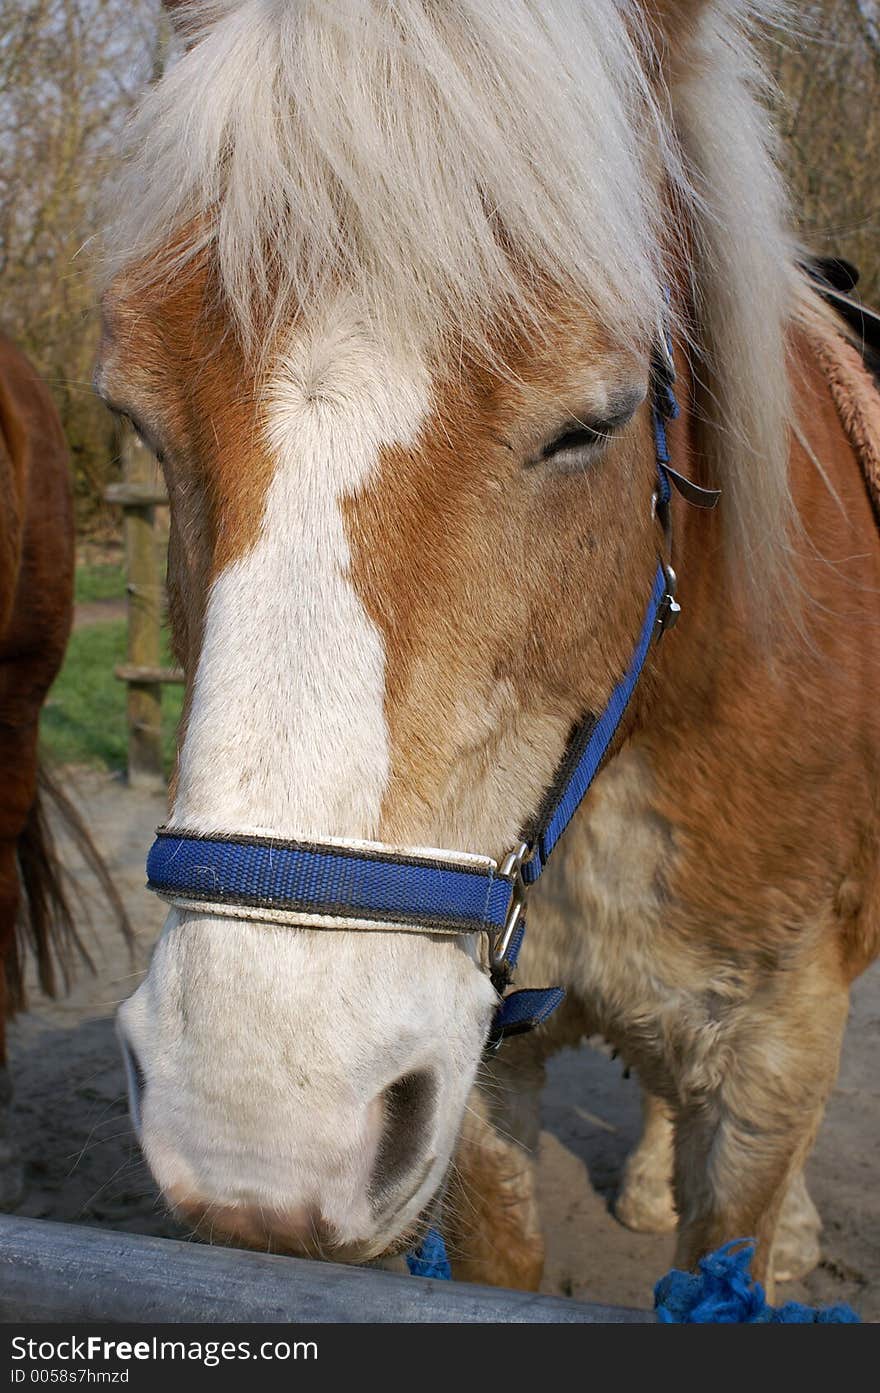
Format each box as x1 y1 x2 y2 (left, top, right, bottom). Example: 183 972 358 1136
116 908 494 1260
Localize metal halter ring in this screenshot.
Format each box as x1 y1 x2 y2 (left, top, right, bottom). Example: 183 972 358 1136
656 562 681 634
490 841 531 979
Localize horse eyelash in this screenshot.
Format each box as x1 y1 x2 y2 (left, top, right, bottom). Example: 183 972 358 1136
541 424 606 459
539 412 630 464
111 407 164 465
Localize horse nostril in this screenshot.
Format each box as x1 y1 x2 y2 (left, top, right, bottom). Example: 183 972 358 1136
119 1034 146 1135
369 1069 438 1215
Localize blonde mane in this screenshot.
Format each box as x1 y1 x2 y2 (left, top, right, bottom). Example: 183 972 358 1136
105 0 798 608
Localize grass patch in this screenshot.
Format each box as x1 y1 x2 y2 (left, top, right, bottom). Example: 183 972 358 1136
74 562 126 605
42 619 182 775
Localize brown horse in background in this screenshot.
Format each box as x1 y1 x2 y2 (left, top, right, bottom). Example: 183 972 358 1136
0 332 126 1204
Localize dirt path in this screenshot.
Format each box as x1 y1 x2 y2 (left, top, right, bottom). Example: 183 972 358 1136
72 599 127 631
7 767 878 1318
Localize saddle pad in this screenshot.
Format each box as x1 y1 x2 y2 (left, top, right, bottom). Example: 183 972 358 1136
802 296 880 528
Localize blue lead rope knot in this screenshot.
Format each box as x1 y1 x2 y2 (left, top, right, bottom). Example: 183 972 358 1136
404 1231 862 1322
405 1226 452 1281
654 1239 860 1323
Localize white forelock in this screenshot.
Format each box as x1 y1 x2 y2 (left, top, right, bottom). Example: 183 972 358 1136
105 0 798 603
106 0 674 354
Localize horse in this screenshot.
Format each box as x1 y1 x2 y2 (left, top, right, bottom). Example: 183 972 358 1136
0 335 73 1197
0 332 130 1206
100 0 879 1297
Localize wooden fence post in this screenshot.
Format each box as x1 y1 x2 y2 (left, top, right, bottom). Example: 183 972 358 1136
108 432 167 790
122 433 163 789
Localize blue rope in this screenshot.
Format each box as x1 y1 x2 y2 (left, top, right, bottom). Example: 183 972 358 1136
654 1240 860 1323
406 1226 452 1281
404 1231 861 1323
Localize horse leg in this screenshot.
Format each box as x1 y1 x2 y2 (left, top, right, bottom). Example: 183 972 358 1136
0 1058 21 1209
615 1084 677 1233
770 1168 822 1283
0 719 40 1210
0 865 19 1210
671 983 848 1300
0 835 24 1211
615 1082 821 1277
0 707 46 1209
443 1040 546 1290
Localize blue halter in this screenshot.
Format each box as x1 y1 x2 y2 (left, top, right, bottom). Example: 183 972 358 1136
146 335 717 1048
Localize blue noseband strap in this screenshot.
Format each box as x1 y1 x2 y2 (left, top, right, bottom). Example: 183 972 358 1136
147 832 516 938
146 336 713 1049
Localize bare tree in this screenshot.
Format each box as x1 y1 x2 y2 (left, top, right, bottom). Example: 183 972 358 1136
764 1 880 303
0 0 164 518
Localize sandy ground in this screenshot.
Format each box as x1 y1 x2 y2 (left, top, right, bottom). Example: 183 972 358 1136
6 766 879 1319
72 598 127 631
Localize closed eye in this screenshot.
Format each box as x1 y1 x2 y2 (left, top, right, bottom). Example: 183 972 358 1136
542 422 612 457
540 407 636 464
101 399 165 464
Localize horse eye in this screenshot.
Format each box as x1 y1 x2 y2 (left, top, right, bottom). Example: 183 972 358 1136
539 410 632 466
128 418 151 450
120 412 164 465
541 423 607 460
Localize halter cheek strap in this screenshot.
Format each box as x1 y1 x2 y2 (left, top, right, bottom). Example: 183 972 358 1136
145 337 718 1049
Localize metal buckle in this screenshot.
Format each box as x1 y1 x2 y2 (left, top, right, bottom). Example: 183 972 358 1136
490 841 531 981
656 562 681 634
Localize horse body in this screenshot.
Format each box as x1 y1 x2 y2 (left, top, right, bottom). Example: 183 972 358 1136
102 0 879 1292
0 334 77 1010
0 335 132 1212
467 316 880 1287
0 333 76 1200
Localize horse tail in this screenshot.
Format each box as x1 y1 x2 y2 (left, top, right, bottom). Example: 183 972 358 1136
9 764 133 1013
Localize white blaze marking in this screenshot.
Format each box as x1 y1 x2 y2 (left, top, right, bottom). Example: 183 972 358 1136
172 303 430 838
121 305 495 1251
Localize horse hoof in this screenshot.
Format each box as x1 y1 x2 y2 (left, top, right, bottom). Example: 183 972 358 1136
772 1173 822 1282
615 1172 677 1233
773 1232 821 1283
772 1218 821 1282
